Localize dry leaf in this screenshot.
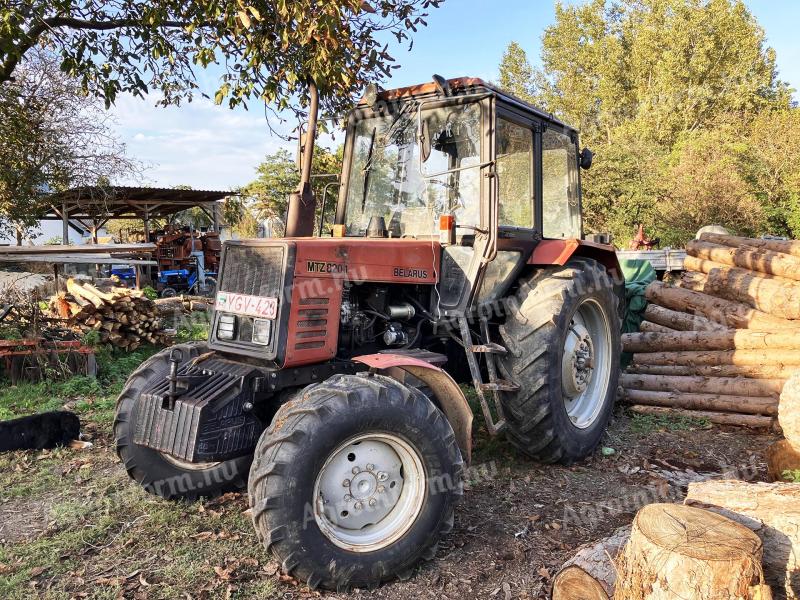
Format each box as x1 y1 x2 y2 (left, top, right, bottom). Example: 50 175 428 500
214 566 233 581
29 566 46 577
138 573 152 587
537 567 551 580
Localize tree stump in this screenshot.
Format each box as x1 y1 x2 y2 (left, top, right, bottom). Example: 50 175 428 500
779 373 800 453
615 503 764 599
767 440 800 482
552 526 630 600
685 480 800 598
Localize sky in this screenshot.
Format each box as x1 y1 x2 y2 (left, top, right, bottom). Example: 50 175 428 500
109 0 800 192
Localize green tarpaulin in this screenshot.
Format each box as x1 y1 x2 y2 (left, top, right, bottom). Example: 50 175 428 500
619 258 657 368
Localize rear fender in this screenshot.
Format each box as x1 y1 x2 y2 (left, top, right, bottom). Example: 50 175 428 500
352 354 473 464
529 239 621 281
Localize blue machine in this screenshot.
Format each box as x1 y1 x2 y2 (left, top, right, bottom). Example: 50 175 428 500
157 268 216 298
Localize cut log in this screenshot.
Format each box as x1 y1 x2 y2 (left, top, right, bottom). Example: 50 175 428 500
551 526 630 600
631 349 800 367
687 240 800 283
701 231 800 259
638 320 674 333
626 363 797 380
620 388 777 415
779 372 800 453
620 373 784 397
643 302 730 331
677 269 709 292
766 440 800 483
615 503 764 599
646 281 796 330
684 256 800 319
628 405 777 429
622 330 800 353
685 480 800 598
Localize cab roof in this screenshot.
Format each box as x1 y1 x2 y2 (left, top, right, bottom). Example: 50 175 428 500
359 76 575 133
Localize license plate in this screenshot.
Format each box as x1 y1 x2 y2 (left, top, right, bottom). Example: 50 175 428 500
215 292 278 320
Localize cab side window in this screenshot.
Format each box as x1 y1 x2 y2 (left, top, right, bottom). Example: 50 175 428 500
496 119 533 228
542 129 581 238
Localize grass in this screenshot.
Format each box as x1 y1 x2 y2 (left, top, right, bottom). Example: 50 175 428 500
628 411 710 434
0 320 284 599
782 469 800 483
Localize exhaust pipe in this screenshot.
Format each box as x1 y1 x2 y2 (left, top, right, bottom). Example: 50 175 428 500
285 79 319 238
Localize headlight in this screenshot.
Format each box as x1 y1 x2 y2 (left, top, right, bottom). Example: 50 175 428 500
218 313 236 340
252 319 272 345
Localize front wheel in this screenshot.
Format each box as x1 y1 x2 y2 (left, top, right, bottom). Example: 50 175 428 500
248 373 464 591
113 343 251 500
498 258 621 464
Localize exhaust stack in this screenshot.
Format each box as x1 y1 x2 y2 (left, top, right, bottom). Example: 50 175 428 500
285 79 319 238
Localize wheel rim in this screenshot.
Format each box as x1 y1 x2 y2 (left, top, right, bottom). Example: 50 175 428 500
161 453 220 471
313 433 426 553
561 298 613 429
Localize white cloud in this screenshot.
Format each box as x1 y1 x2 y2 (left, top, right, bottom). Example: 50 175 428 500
109 95 297 190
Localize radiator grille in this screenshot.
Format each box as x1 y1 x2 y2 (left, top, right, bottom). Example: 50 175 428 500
220 245 285 298
294 297 330 350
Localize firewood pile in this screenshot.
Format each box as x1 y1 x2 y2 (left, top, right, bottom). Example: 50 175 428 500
552 485 800 599
48 279 170 350
620 232 800 431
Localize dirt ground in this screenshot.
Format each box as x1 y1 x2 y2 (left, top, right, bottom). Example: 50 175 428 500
0 402 776 600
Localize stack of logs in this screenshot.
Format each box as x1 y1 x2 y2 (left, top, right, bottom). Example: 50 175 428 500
49 279 170 350
552 483 800 599
620 231 800 430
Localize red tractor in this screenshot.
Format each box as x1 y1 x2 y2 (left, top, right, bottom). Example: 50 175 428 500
114 76 622 590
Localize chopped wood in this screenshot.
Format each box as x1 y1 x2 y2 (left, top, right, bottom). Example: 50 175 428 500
631 349 800 367
623 330 800 353
687 240 800 282
615 503 764 600
620 388 777 416
646 281 796 330
552 526 630 600
700 231 800 258
48 279 169 347
626 363 798 380
642 303 729 332
683 256 800 319
685 480 800 598
620 373 784 397
638 320 674 333
627 405 777 429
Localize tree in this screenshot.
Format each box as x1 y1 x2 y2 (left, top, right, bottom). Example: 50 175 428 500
236 146 344 236
497 42 536 103
0 1 442 116
505 0 795 246
0 49 137 239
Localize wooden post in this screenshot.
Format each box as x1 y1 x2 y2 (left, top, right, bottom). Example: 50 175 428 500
212 202 220 233
62 201 69 245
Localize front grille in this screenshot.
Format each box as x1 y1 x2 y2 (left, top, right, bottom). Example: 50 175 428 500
220 245 285 298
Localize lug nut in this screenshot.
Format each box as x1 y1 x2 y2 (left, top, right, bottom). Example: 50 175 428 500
354 501 363 510
342 479 351 487
377 472 388 481
366 463 374 471
377 485 386 493
368 498 377 507
352 466 360 475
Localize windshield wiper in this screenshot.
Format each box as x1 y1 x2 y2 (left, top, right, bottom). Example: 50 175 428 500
360 126 377 212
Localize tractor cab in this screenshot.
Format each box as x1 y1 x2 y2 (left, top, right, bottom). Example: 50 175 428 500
335 76 592 315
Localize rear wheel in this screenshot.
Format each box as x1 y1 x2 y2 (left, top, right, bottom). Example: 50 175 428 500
249 373 463 591
498 259 621 464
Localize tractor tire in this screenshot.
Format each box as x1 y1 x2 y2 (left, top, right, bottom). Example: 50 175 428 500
114 342 250 501
249 373 464 591
498 258 621 464
160 287 178 299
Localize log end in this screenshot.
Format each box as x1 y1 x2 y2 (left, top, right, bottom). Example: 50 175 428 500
551 566 609 600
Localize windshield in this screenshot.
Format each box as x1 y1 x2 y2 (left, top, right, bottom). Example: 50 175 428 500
344 101 482 237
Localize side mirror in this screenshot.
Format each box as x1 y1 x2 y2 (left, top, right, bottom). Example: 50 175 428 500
419 118 432 163
580 147 594 170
